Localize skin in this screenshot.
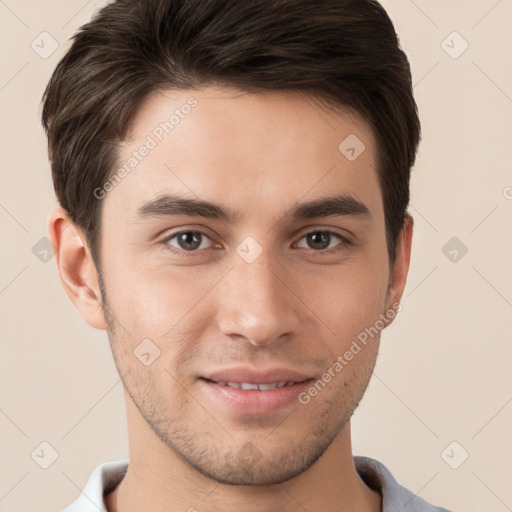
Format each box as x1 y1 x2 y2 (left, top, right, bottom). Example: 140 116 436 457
49 86 413 512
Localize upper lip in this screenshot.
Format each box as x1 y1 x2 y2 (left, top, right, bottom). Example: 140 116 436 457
201 367 313 384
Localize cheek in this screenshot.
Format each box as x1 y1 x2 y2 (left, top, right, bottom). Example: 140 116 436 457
302 259 389 343
103 261 221 378
106 260 210 335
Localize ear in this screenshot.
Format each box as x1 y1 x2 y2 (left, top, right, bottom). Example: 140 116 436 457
384 214 413 324
47 206 107 330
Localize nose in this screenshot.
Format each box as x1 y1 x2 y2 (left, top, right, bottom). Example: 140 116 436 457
215 255 301 347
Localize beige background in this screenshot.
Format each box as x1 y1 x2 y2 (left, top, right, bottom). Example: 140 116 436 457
1 0 511 511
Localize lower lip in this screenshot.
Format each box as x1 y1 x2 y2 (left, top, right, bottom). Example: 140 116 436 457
199 378 313 415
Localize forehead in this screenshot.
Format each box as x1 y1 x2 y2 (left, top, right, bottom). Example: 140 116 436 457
104 86 381 222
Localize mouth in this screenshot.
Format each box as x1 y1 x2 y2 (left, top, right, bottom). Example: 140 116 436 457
200 378 307 391
198 368 315 414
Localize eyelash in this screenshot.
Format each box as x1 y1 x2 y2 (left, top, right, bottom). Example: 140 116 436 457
161 229 352 258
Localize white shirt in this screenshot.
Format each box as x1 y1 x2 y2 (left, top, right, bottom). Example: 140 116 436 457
62 456 452 511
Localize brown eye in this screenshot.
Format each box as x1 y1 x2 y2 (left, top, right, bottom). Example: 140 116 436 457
167 231 210 251
296 231 343 251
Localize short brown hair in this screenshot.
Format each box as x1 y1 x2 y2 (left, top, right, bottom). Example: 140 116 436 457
41 0 420 267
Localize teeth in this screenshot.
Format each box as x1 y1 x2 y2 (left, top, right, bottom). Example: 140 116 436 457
258 383 279 390
219 381 295 390
240 382 259 390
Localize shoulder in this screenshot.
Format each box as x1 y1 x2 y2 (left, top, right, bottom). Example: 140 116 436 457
354 456 454 512
62 460 129 512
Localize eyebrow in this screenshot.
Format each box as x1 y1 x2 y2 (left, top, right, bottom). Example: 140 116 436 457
137 195 241 222
136 193 372 222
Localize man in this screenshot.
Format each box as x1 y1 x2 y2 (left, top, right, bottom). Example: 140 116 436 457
42 0 452 510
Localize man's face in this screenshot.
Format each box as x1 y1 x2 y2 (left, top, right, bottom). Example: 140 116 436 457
97 86 401 485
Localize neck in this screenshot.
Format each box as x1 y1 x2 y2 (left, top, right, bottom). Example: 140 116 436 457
106 396 381 512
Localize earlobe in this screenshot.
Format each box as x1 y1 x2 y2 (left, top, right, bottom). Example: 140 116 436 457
384 214 414 322
47 207 107 330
